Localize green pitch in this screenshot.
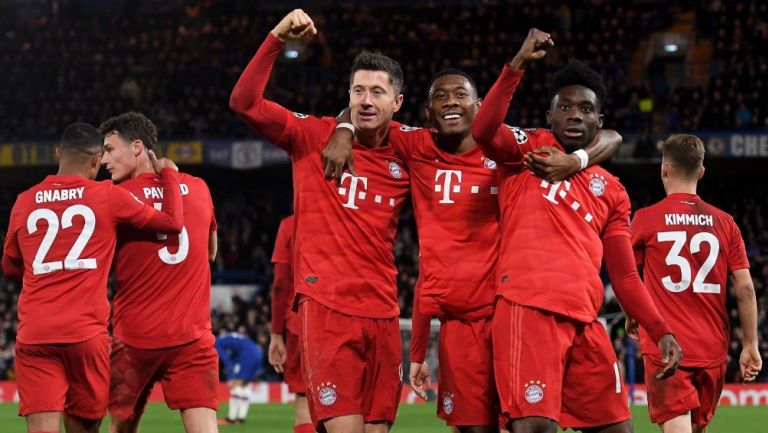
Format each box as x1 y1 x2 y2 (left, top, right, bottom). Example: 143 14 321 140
0 403 765 432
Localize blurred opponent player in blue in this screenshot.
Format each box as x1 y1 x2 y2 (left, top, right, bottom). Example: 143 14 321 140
215 329 265 426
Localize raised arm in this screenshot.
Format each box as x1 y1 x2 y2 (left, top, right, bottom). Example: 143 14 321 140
228 9 317 147
112 153 183 234
472 28 553 163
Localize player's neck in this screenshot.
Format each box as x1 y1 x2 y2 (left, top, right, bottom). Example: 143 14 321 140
57 164 89 179
356 125 389 148
665 180 697 196
131 159 155 178
436 131 476 155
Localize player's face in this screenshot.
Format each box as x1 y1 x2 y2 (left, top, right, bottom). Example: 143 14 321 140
426 75 480 136
101 133 139 182
349 70 403 132
546 85 604 151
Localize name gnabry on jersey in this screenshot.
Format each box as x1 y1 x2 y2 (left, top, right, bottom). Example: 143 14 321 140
35 187 85 203
664 213 714 226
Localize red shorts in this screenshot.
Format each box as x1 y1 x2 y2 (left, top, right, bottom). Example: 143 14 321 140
643 357 726 428
109 332 219 421
493 298 630 429
299 298 402 430
437 317 498 426
284 326 306 394
15 333 109 419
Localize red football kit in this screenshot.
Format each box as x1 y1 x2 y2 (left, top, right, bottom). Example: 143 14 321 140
230 33 407 427
389 126 500 426
632 193 749 427
3 170 183 418
473 65 672 429
109 171 219 420
271 214 305 394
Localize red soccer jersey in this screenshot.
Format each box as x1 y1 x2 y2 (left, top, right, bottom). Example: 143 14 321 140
492 127 631 322
3 171 183 344
632 193 749 367
111 172 217 349
231 33 409 318
388 126 499 321
271 214 296 333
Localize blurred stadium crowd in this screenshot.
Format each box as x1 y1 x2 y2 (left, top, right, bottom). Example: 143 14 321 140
0 0 766 384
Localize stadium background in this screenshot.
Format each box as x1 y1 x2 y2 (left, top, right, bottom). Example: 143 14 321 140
0 0 767 425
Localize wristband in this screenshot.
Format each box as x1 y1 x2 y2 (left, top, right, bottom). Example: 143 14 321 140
336 122 355 134
574 149 589 170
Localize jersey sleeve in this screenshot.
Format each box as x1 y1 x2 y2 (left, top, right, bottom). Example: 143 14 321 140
726 217 750 271
271 218 292 264
386 122 422 164
109 169 184 233
229 32 333 159
630 209 647 267
271 262 291 334
602 184 632 240
2 202 23 280
409 284 431 364
471 66 527 163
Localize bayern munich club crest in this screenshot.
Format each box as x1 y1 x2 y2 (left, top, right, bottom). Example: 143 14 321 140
589 173 607 197
389 161 403 179
442 392 455 415
317 382 337 406
483 157 497 169
524 380 546 404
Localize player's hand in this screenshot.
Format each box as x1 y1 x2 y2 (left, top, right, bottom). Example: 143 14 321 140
321 128 356 182
656 333 683 379
148 150 178 173
271 9 317 42
624 317 640 341
408 362 432 400
268 333 287 373
739 345 762 383
509 28 554 69
524 147 580 182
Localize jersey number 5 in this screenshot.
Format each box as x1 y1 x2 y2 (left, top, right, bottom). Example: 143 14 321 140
153 203 189 264
656 231 720 294
27 205 97 275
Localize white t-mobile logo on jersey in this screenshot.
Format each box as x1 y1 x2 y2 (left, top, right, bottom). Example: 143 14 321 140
435 169 462 204
338 173 369 209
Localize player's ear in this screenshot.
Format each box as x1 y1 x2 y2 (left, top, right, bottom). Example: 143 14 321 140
423 103 432 123
132 139 143 157
597 113 604 128
546 110 552 126
393 94 404 113
698 166 705 180
54 147 61 162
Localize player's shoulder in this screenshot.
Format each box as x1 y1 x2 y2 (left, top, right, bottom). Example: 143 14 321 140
503 126 555 144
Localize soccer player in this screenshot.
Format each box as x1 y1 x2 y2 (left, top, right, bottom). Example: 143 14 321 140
97 112 220 433
471 29 683 433
2 123 183 433
215 329 265 425
628 134 762 433
229 9 408 433
269 214 315 433
322 67 621 433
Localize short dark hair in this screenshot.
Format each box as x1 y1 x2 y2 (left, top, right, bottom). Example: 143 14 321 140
59 122 103 156
661 134 705 177
428 68 478 98
548 60 607 111
349 51 404 95
98 111 158 151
